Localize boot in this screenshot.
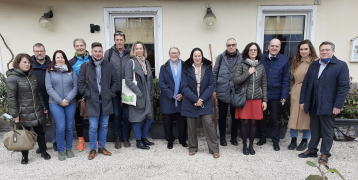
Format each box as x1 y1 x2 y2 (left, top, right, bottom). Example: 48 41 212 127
296 139 308 151
243 144 249 155
288 137 297 150
249 144 255 155
136 140 150 150
115 137 122 149
142 138 154 146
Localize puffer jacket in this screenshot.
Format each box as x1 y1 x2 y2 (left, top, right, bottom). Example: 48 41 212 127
233 59 268 102
213 50 242 103
6 68 46 127
103 45 131 92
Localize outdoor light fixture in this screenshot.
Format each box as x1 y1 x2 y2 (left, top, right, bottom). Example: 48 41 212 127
39 8 54 29
90 24 100 33
203 5 216 26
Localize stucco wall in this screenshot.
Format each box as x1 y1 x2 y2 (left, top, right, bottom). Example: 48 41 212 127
0 0 357 79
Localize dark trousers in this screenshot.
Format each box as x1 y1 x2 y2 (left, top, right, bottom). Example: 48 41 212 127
218 99 239 140
163 113 187 143
20 123 47 157
75 95 84 137
308 109 335 156
259 99 281 143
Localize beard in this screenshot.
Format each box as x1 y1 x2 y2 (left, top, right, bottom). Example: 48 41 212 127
36 56 45 61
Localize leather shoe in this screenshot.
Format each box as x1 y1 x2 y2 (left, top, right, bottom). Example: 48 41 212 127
142 138 155 146
230 139 238 146
180 142 188 147
41 152 51 160
249 144 255 155
298 150 318 158
243 144 249 155
115 137 122 149
288 138 297 150
123 139 131 147
296 141 308 151
319 154 329 164
189 151 196 156
256 139 266 146
213 153 220 158
98 147 112 156
36 148 41 154
220 139 227 146
273 143 280 151
136 141 150 150
88 149 96 160
21 156 28 164
167 142 173 149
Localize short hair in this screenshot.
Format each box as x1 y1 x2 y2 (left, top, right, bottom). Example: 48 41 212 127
114 31 126 40
33 43 45 51
47 50 73 72
241 42 263 60
319 41 335 51
91 42 102 49
130 41 147 58
226 38 237 44
73 38 86 47
169 46 180 54
13 53 31 69
269 38 281 47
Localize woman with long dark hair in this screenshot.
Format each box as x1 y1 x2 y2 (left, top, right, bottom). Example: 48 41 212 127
288 40 318 151
233 42 267 155
46 50 77 161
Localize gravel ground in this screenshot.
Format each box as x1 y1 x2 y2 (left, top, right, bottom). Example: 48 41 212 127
0 130 357 180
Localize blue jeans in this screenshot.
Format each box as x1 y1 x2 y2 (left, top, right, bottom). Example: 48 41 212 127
112 92 130 139
88 102 109 150
133 119 153 140
290 129 311 139
49 103 76 152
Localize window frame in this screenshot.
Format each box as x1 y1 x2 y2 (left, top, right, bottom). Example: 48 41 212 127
103 7 163 77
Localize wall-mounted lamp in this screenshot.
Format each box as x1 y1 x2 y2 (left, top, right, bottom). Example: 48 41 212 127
203 4 216 26
39 7 54 29
90 24 100 33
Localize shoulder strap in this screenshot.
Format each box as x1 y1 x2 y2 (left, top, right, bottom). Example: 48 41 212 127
85 62 90 84
108 49 113 62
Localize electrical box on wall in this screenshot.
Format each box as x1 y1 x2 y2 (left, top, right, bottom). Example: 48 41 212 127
351 37 358 62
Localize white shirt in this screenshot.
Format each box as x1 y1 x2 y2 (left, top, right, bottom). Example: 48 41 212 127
318 60 330 78
192 63 203 97
268 53 277 60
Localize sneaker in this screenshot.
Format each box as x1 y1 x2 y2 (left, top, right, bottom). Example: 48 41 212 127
77 137 85 152
58 152 66 161
66 150 75 158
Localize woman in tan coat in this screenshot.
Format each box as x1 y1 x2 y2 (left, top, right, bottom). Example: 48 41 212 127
288 40 318 151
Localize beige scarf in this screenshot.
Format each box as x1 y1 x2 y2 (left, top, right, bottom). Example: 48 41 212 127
135 56 147 75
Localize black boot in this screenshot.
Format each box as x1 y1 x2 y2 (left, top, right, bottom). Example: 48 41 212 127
136 140 150 150
249 144 255 155
288 137 297 150
220 138 227 146
142 138 155 146
21 156 28 164
41 152 51 160
296 139 308 151
243 144 249 155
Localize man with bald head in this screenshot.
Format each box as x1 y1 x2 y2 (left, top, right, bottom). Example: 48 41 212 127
258 38 291 151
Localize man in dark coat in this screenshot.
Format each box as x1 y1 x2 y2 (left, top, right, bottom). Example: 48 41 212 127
31 43 57 153
298 41 350 164
77 42 117 160
212 38 242 146
258 38 291 151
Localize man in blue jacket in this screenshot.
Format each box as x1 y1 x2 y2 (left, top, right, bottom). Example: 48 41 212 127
258 38 290 151
298 41 350 164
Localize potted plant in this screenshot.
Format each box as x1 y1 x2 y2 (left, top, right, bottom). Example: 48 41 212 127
150 77 166 139
305 161 344 180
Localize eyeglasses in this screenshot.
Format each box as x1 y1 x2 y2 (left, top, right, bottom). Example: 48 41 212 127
226 44 237 47
170 52 179 55
34 50 45 53
249 49 257 52
115 31 125 36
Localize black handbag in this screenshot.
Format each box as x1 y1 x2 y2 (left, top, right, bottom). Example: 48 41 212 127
230 86 247 108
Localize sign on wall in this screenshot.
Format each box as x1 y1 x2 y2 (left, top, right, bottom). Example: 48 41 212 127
351 37 358 62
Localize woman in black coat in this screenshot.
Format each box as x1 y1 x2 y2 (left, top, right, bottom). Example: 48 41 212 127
159 47 188 149
6 53 51 164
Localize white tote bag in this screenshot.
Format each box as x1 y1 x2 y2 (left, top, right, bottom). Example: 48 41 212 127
122 60 137 106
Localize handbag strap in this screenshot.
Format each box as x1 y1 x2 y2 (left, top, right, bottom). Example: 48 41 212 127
335 126 357 141
132 59 137 84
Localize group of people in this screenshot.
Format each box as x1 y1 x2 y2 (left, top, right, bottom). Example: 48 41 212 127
6 31 350 165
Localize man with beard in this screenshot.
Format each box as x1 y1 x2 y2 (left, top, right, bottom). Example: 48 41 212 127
31 43 57 152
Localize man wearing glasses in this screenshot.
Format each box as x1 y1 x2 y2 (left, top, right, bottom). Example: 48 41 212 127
31 43 57 153
258 38 291 151
212 38 243 146
103 31 131 149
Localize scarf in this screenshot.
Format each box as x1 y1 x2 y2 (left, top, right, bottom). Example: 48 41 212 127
246 58 259 77
169 60 182 107
321 58 331 64
54 64 68 72
93 58 104 95
135 56 147 75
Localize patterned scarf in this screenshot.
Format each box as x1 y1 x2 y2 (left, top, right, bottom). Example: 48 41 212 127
54 64 68 72
135 56 147 75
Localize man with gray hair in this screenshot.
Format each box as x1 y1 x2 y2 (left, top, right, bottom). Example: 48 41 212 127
212 38 242 146
298 41 350 164
69 38 91 152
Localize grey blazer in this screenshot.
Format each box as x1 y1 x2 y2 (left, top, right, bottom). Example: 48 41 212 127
45 70 77 104
125 58 155 123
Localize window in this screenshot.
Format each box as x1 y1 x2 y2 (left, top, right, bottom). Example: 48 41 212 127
256 6 317 60
104 7 163 77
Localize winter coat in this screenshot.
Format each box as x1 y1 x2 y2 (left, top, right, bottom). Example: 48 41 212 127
125 58 155 122
103 45 131 92
45 69 78 105
300 56 350 116
213 50 242 103
31 55 51 109
77 58 117 117
233 59 268 102
260 53 291 101
181 58 215 118
6 68 46 127
69 52 91 77
158 60 184 114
